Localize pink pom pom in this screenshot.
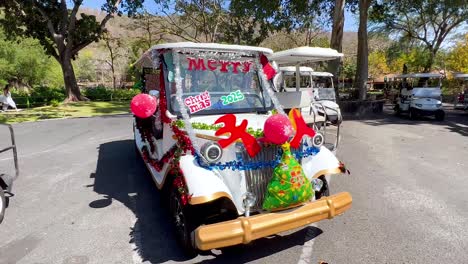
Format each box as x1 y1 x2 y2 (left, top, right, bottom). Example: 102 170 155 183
263 114 293 145
130 94 157 118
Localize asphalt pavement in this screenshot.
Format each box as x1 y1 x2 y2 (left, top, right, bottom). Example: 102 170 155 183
0 107 467 264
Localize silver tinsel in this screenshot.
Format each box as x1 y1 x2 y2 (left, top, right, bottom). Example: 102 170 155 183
172 51 200 154
255 54 285 116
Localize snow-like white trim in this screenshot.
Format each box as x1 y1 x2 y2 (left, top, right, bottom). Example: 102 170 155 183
134 42 273 69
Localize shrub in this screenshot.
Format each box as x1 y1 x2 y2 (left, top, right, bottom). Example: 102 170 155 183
82 86 112 101
82 86 139 101
50 99 60 107
30 86 65 105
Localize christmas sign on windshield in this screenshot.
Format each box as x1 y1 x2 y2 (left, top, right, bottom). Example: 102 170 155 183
186 57 253 73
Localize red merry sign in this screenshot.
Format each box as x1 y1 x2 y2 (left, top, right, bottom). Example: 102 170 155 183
186 57 253 74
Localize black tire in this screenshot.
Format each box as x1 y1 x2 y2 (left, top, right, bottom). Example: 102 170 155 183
435 111 445 121
315 175 330 200
169 181 198 257
394 105 401 116
0 188 6 224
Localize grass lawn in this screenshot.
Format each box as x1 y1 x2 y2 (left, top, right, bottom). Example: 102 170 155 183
0 101 131 124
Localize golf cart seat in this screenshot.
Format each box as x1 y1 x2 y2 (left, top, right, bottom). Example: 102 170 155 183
276 91 326 124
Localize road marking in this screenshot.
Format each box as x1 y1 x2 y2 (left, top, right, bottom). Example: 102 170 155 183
297 223 318 264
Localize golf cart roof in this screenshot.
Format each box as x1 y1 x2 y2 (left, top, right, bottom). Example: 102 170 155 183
453 73 468 79
269 47 344 65
311 71 334 77
279 66 313 75
395 73 443 78
134 42 273 69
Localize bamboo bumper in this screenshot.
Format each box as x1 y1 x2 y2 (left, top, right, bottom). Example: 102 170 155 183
194 192 352 250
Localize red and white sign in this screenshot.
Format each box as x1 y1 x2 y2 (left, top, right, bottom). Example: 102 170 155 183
186 57 253 73
184 91 211 113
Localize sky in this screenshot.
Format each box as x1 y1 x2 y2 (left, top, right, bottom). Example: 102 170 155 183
81 0 360 32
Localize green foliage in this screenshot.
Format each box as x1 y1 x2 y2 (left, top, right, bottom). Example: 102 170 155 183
83 86 140 101
369 0 468 71
50 99 60 107
74 50 97 83
368 51 389 78
83 86 113 101
30 86 66 105
446 34 468 73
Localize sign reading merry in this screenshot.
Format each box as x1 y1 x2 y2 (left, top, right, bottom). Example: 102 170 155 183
186 57 253 73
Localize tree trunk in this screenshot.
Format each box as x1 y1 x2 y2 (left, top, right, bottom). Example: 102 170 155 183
355 0 370 101
59 54 84 102
423 49 436 72
328 0 345 101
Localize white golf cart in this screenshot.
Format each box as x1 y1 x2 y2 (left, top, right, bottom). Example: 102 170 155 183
311 71 341 124
453 73 468 110
394 73 445 121
269 47 344 152
132 42 352 255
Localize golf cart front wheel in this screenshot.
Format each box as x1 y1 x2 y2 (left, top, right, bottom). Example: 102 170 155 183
0 188 6 224
169 181 198 256
435 111 445 121
315 175 330 200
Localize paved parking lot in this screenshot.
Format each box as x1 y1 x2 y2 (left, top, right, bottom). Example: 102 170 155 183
0 108 467 263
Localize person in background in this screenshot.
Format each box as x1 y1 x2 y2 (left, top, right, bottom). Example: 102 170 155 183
1 85 18 111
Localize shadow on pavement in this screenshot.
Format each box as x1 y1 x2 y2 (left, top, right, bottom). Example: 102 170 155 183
88 139 322 263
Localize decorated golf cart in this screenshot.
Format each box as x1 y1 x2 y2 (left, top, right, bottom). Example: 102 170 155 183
132 42 351 254
393 73 445 120
269 47 344 152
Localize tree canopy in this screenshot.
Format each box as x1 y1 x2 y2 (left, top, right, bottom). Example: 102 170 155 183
370 0 468 71
0 0 144 101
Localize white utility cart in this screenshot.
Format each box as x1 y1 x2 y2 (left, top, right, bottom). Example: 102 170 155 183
269 47 344 152
393 73 445 120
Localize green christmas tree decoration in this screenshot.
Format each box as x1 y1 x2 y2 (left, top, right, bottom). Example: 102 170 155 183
262 143 313 211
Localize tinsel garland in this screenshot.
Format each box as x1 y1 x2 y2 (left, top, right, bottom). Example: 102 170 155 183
172 120 264 138
194 145 320 171
255 53 285 116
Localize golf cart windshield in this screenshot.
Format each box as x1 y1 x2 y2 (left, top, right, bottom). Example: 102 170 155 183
284 75 312 89
168 52 272 115
311 76 335 101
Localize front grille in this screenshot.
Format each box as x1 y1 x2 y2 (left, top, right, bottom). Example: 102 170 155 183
241 144 279 210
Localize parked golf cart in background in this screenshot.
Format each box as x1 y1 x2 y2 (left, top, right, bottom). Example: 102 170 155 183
393 73 445 121
310 71 341 125
269 47 344 153
453 73 468 110
0 124 19 224
132 42 352 255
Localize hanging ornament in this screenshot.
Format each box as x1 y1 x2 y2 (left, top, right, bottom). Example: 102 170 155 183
130 94 158 118
259 54 276 80
261 114 293 145
262 142 313 211
289 108 316 148
214 114 260 157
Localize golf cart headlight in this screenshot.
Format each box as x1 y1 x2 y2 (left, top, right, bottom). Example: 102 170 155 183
415 103 422 107
312 133 324 147
200 142 223 163
436 103 442 108
311 178 323 192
